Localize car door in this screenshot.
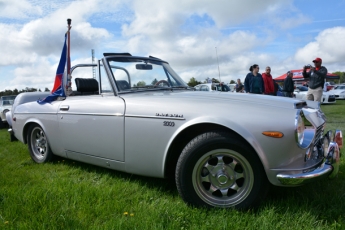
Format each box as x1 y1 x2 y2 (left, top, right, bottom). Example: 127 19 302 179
58 62 125 162
58 94 125 161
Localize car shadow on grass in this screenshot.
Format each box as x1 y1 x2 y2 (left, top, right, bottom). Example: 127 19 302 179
51 155 178 196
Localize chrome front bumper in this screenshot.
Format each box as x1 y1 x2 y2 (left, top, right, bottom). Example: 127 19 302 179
277 130 342 186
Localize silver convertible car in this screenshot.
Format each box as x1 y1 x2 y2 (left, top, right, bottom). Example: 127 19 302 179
8 53 343 209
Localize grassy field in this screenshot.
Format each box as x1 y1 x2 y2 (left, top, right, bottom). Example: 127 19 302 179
1 101 344 229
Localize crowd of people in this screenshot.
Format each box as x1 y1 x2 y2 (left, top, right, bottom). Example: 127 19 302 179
234 57 327 102
234 65 279 96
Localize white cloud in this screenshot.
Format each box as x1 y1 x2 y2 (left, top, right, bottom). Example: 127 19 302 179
295 27 345 65
1 0 344 91
0 0 42 19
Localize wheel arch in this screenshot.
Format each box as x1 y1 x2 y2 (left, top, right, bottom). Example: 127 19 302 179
164 123 266 180
22 121 44 144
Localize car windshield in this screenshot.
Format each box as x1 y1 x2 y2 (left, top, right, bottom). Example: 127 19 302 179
1 100 14 105
1 96 16 100
106 57 189 92
334 85 345 90
216 85 230 92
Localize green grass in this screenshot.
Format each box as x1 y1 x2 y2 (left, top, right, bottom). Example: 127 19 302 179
1 101 345 229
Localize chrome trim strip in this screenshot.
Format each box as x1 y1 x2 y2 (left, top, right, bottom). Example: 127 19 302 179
60 112 124 116
15 112 57 115
14 112 124 116
126 114 186 120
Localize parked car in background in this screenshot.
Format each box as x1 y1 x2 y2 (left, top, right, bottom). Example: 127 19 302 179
328 85 345 99
194 83 231 92
294 86 336 104
0 95 16 128
227 83 237 92
324 82 335 91
8 53 342 210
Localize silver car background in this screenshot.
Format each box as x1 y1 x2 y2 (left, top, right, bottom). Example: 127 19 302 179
0 95 16 128
8 53 343 210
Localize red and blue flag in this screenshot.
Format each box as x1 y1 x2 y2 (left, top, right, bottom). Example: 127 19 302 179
38 34 68 104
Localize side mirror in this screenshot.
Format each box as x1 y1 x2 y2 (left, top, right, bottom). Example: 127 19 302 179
136 64 152 70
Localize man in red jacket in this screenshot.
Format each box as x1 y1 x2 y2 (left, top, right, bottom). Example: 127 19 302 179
262 66 275 95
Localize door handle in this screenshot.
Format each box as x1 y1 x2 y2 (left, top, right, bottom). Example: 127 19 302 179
60 105 70 111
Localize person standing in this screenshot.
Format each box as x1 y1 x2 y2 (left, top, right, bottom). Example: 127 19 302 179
282 71 294 97
244 64 264 94
235 78 244 92
302 57 327 102
262 66 275 95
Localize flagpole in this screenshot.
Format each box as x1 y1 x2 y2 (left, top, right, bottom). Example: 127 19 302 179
66 18 72 95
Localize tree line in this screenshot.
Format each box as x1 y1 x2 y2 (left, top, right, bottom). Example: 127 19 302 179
1 72 344 95
0 87 50 97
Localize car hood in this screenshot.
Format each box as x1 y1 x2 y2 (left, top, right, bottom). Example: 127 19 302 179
121 90 306 109
329 89 345 93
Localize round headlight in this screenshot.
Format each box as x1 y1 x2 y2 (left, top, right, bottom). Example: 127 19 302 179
296 113 305 145
295 110 315 149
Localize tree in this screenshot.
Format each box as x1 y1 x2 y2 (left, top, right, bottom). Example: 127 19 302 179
151 78 158 85
332 71 345 83
44 87 50 92
230 80 236 84
187 77 202 87
134 81 146 87
211 78 220 83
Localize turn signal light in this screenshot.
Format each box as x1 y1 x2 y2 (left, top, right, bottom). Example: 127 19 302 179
262 131 284 138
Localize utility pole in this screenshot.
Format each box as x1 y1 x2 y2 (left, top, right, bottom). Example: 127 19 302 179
215 47 221 83
91 49 96 79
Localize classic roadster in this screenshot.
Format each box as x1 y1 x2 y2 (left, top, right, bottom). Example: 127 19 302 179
8 53 343 209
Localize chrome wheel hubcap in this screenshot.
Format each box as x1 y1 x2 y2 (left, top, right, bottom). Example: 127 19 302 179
192 149 254 207
31 127 48 160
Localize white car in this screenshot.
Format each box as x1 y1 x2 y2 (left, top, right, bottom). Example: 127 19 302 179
0 95 16 128
194 83 231 92
294 86 336 104
329 85 345 99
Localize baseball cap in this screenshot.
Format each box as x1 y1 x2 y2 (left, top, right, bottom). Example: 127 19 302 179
313 57 322 63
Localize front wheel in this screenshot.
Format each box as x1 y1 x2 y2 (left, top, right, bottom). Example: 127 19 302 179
175 131 268 209
27 124 54 163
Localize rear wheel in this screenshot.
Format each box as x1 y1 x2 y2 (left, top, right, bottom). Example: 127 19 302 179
27 124 54 163
176 131 269 209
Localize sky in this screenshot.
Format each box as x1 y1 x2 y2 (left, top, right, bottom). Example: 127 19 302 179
1 0 345 91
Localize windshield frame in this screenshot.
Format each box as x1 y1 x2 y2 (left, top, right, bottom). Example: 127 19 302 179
103 56 190 94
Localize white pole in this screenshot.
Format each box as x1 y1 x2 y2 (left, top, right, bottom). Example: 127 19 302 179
215 47 221 82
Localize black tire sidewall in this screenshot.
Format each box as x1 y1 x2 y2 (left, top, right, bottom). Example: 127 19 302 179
176 132 268 209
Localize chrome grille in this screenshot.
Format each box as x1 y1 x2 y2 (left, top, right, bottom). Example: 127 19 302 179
313 124 324 146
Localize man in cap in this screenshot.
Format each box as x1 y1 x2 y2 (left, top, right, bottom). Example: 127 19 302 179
302 57 327 102
282 71 294 97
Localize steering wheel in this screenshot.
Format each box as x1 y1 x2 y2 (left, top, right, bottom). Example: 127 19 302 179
154 80 170 87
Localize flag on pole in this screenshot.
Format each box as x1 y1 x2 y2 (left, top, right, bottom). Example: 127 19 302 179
37 34 68 104
38 18 72 104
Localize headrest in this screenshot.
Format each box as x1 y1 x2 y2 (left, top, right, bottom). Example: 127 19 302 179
116 80 131 90
75 78 99 92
